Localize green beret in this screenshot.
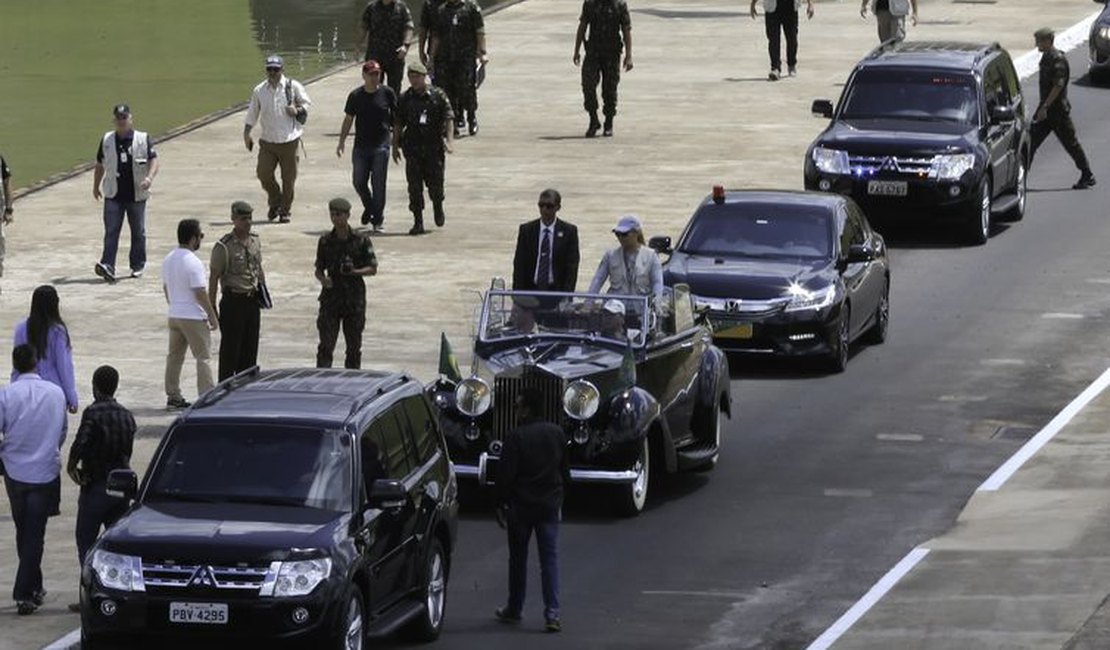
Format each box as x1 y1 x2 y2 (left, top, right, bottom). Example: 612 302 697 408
328 197 352 213
231 200 253 216
1034 27 1054 40
408 60 428 76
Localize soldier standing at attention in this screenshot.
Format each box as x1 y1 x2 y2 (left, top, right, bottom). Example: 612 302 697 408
573 0 633 138
419 0 447 66
209 201 266 381
1031 27 1096 190
429 0 487 136
314 198 378 369
393 62 455 235
360 0 414 95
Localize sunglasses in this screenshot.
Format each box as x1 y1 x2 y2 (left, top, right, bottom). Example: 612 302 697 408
330 210 348 216
538 202 557 209
266 67 282 72
615 230 632 237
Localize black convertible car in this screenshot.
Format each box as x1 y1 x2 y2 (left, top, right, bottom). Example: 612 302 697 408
1091 0 1110 83
651 188 890 372
431 286 731 515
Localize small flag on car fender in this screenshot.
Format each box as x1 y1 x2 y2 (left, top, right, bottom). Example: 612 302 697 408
439 333 463 383
616 340 636 391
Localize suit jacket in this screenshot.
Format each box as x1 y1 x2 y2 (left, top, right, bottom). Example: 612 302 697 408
512 218 580 292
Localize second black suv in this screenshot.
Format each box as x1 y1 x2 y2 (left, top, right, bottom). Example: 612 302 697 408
804 41 1030 245
80 368 458 649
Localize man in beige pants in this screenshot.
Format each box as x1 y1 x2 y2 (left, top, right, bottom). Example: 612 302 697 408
162 218 218 410
861 0 917 43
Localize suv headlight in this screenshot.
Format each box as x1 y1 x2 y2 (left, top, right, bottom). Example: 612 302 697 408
563 380 600 420
455 377 492 417
931 153 976 181
784 284 837 312
812 147 850 175
273 558 331 598
91 550 145 592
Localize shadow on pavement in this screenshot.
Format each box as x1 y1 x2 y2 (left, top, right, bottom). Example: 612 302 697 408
51 276 113 286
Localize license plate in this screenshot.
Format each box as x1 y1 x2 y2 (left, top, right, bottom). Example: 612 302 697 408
867 180 908 196
715 323 753 339
169 602 228 625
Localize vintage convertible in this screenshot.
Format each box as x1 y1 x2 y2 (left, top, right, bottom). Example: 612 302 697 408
429 283 732 515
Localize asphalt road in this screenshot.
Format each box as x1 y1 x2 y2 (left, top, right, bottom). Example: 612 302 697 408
366 47 1110 650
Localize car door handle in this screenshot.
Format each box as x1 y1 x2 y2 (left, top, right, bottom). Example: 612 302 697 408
679 340 695 349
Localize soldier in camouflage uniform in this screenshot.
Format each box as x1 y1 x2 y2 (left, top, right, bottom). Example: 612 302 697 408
419 0 447 66
574 0 633 137
429 0 487 136
1031 27 1095 189
393 61 455 235
314 198 379 369
360 0 415 94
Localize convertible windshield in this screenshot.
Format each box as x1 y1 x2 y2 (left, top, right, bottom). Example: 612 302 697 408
146 425 353 512
841 69 979 124
481 291 650 346
679 203 835 259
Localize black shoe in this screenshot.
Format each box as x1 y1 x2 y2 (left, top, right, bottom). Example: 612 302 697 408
67 603 82 613
495 607 522 624
278 209 291 224
16 601 37 616
95 262 116 283
409 223 426 235
32 589 47 607
267 206 279 222
166 396 192 410
603 117 613 137
586 115 601 138
768 69 781 81
455 119 466 137
468 120 479 136
1074 173 1097 189
545 618 562 633
361 210 372 226
433 203 446 227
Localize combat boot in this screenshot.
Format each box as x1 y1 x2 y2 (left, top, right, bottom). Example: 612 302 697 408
409 212 427 236
468 111 479 136
603 116 614 137
433 201 446 227
1074 171 1097 189
586 112 601 138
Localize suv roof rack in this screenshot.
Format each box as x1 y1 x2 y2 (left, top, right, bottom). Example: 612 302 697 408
347 374 413 418
863 40 1001 66
192 365 263 410
190 367 413 416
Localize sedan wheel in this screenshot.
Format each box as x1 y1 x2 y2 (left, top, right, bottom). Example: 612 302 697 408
616 437 650 516
967 176 991 246
863 283 889 345
826 307 850 373
402 539 447 642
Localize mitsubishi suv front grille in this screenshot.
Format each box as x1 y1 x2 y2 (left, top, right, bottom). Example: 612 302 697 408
142 561 274 591
847 155 935 176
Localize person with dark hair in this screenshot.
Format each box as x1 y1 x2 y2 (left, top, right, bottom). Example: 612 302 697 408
359 0 414 94
209 202 266 381
314 198 378 369
587 214 664 301
512 189 580 292
162 219 218 409
12 285 79 414
0 344 68 615
65 365 136 610
496 386 569 633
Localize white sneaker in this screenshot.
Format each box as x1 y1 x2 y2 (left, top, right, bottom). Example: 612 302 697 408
788 66 797 77
768 69 780 81
131 268 144 279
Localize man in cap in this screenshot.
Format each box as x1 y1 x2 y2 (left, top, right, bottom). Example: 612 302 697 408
573 0 633 137
599 298 627 339
93 104 160 282
360 0 414 94
860 0 917 43
244 55 313 223
588 214 663 300
512 189 580 292
209 201 266 381
338 60 398 231
1 154 13 292
1031 27 1096 189
428 0 487 136
314 198 379 369
393 61 454 235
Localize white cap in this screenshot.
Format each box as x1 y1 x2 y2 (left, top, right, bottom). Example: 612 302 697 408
602 299 626 315
612 214 642 234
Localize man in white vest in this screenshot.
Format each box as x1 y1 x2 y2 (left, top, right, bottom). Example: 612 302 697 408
750 0 815 81
861 0 917 44
92 104 159 283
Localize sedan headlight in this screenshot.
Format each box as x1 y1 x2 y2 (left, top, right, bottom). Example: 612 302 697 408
693 295 728 311
272 558 331 598
563 380 600 421
1098 25 1110 42
455 377 492 417
812 147 850 175
784 284 837 312
931 153 976 181
91 550 145 592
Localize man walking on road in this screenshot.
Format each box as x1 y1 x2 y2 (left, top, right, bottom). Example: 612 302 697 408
1031 27 1096 190
1 154 13 291
419 0 447 66
495 386 568 633
860 0 917 43
163 219 218 410
314 198 378 369
338 60 398 230
360 0 414 94
0 344 67 616
209 202 266 381
93 104 159 282
429 0 487 136
751 0 814 81
394 62 454 235
574 0 633 137
512 189 580 292
244 55 312 223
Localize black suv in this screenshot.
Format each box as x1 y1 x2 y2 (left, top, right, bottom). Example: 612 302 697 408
804 41 1030 245
80 368 458 649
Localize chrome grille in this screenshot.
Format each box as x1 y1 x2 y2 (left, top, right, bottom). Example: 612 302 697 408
142 562 272 591
494 368 565 437
848 155 935 176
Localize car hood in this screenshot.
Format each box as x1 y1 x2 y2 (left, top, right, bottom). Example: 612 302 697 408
815 119 977 155
483 342 626 381
100 502 347 563
665 253 835 300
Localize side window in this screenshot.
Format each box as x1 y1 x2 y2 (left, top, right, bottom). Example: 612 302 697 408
984 61 1010 109
838 208 863 255
366 408 411 479
672 284 695 332
999 55 1022 104
402 396 440 465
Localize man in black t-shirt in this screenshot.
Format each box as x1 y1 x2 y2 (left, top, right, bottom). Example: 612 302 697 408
338 60 398 231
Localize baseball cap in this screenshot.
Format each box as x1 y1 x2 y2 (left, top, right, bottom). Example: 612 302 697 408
231 201 253 217
603 299 626 316
265 55 284 69
362 60 382 74
1034 27 1054 40
112 104 131 118
612 214 642 234
328 197 353 213
408 60 429 76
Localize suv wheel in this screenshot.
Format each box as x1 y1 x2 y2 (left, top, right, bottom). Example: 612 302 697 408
1002 159 1027 222
615 437 650 516
402 539 448 642
966 176 992 246
336 588 365 650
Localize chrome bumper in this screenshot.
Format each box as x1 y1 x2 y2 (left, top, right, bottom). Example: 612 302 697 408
453 455 639 486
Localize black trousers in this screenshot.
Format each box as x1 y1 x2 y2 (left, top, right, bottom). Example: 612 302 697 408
316 304 366 369
765 8 799 71
582 52 621 118
5 476 53 601
1031 109 1092 173
218 293 261 381
436 57 478 119
75 479 129 566
404 149 446 215
368 52 405 95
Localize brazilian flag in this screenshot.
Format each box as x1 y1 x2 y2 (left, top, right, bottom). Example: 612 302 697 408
439 333 463 383
616 339 637 391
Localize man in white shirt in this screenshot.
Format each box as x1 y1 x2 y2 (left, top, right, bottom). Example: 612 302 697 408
243 55 312 223
162 219 219 410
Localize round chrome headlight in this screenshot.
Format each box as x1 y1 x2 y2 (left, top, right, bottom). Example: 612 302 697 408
563 380 600 420
454 377 492 417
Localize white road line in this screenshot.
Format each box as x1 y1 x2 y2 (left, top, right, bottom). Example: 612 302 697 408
979 365 1110 491
1042 312 1085 319
1013 11 1101 79
823 488 874 498
805 548 930 650
42 628 80 650
876 433 924 442
980 358 1026 367
642 590 749 599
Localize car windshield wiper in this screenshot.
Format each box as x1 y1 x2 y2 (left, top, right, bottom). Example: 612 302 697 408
147 490 227 503
217 494 309 507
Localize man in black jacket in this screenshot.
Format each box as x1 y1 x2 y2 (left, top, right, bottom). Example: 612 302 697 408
496 387 569 633
511 189 580 292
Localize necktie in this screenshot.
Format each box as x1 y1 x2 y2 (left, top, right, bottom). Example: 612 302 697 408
538 228 552 290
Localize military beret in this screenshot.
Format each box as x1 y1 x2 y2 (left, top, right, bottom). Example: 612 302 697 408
231 200 253 216
1034 27 1054 40
328 197 352 213
407 60 428 76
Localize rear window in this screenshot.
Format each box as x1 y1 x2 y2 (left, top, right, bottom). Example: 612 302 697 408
841 68 979 124
678 203 835 260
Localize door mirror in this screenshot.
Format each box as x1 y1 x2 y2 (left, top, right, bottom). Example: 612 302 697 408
812 99 834 118
989 104 1015 125
846 244 874 265
105 469 138 500
367 478 408 510
648 236 672 254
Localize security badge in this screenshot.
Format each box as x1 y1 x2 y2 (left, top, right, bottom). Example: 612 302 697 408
419 110 428 125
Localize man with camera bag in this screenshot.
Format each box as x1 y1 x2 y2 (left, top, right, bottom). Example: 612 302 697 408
314 198 378 369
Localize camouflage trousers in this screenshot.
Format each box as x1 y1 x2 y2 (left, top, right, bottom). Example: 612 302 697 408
316 302 366 370
1031 109 1092 173
404 148 446 214
582 52 621 117
435 58 477 119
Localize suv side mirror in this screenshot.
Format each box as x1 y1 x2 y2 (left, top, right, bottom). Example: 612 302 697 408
367 479 408 510
989 104 1015 125
106 469 138 500
846 244 875 265
648 236 672 254
812 99 834 119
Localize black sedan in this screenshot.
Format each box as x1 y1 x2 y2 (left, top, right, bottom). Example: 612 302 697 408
651 188 890 372
1090 0 1110 83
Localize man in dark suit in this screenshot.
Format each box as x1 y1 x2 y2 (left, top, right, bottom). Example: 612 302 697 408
512 189 580 292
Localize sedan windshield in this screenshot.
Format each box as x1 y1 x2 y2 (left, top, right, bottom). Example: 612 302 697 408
840 69 979 123
679 203 834 260
146 425 352 512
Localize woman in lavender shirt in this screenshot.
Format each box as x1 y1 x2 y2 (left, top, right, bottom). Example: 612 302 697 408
12 285 79 413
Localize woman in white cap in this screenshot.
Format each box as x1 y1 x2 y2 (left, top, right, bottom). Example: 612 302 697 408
587 214 663 300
